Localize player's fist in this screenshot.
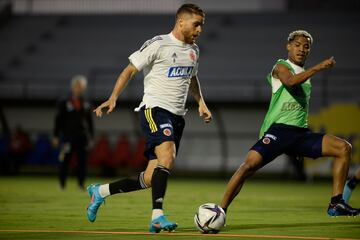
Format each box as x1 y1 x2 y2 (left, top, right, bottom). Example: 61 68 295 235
199 104 212 123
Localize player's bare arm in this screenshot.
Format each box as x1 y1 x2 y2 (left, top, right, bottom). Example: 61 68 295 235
274 56 336 88
94 63 138 117
190 75 212 123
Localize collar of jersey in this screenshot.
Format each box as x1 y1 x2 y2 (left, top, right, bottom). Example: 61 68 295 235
286 59 305 72
169 32 190 46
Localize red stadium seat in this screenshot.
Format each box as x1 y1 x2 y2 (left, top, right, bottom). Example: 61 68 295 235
111 134 132 168
131 137 147 171
88 134 111 168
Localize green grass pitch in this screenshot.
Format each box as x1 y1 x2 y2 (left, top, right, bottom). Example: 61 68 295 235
0 176 359 240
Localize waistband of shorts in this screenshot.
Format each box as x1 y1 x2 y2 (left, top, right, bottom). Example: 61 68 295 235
271 123 309 131
141 106 183 119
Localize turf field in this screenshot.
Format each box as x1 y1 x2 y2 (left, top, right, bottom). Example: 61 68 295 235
0 176 359 240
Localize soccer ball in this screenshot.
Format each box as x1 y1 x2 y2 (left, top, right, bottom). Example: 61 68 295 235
194 203 226 233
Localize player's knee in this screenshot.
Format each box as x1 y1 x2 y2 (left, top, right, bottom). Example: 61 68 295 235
240 153 262 175
157 151 175 169
159 158 174 169
240 161 257 175
338 140 352 159
144 171 152 187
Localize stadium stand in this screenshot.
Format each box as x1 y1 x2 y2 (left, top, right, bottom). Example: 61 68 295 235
1 13 359 106
0 7 359 175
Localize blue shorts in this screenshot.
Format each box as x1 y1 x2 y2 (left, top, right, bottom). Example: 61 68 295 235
251 123 324 165
139 107 185 160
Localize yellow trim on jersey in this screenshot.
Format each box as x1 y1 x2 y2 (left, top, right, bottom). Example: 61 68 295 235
145 108 158 133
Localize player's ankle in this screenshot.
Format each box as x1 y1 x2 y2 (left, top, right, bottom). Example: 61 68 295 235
152 209 164 220
330 194 343 204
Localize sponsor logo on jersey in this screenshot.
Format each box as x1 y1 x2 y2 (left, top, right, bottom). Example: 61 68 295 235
281 102 304 111
163 128 172 136
168 66 194 78
160 123 173 129
264 134 277 140
262 137 271 144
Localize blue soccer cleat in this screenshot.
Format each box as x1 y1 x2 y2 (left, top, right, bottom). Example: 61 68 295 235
327 199 359 217
343 181 353 203
86 183 105 222
149 215 178 233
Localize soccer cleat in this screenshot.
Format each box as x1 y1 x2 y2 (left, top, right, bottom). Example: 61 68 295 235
86 183 105 222
327 199 359 217
343 181 353 203
149 215 178 233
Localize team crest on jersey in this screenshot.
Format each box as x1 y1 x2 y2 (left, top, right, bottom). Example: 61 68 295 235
262 137 271 144
168 66 194 78
163 128 172 136
189 50 197 62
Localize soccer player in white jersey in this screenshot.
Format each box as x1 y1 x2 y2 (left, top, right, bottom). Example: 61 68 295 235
86 4 212 233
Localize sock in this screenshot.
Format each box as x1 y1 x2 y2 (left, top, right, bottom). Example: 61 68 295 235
109 171 149 195
152 209 164 220
331 194 343 204
347 176 360 190
151 165 170 210
99 184 110 198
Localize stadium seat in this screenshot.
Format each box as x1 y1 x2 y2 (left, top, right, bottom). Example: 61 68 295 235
131 137 147 171
111 134 132 168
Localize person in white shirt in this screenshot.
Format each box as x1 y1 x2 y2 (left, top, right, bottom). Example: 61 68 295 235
86 3 212 233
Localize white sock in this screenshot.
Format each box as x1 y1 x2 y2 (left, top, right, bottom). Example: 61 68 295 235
99 184 110 198
152 209 164 220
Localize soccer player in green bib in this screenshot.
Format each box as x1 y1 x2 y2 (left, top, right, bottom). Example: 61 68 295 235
220 30 359 217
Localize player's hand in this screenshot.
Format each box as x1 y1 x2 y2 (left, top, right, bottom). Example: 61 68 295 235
317 56 336 70
86 139 94 151
199 104 212 123
52 137 60 148
94 98 116 117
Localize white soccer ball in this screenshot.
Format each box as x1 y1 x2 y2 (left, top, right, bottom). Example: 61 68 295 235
194 203 226 233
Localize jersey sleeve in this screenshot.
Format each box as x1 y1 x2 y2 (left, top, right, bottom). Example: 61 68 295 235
192 61 199 77
128 37 162 71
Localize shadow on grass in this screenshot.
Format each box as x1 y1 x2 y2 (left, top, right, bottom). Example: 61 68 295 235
225 221 359 231
177 221 360 233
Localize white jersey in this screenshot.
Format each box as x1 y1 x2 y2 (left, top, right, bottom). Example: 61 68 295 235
129 33 199 116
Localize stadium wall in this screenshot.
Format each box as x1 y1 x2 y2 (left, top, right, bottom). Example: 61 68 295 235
2 103 359 178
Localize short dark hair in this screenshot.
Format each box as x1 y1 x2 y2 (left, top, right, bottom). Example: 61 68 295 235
176 3 205 20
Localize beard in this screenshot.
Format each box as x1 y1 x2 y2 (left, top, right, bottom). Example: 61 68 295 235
182 29 194 44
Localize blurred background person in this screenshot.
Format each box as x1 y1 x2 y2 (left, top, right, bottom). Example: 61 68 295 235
9 125 32 174
0 106 11 174
53 75 94 190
